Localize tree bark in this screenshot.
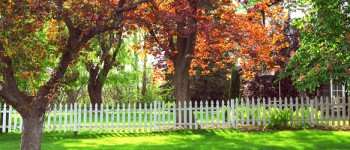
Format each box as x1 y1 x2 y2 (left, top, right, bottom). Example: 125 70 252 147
141 56 147 97
88 67 104 107
21 115 45 150
228 66 241 99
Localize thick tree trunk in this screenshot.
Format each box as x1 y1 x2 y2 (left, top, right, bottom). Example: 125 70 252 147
88 81 103 108
21 115 44 150
228 66 241 100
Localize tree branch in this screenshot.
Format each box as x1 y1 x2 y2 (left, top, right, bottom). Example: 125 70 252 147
0 42 25 104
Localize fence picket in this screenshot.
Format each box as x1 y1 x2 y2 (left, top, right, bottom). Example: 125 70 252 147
106 104 109 132
273 97 277 115
306 97 310 125
162 101 165 130
53 104 57 132
263 98 266 125
64 104 68 132
133 103 136 132
8 105 12 132
117 103 120 132
89 104 92 132
189 101 192 129
122 103 126 132
157 101 161 131
200 101 203 129
295 97 299 125
173 102 176 130
13 110 17 132
336 97 340 126
246 98 250 125
210 100 214 128
216 100 220 127
222 100 225 127
167 101 171 130
205 101 209 128
342 97 346 125
320 97 324 125
153 102 156 131
184 101 187 129
2 104 6 133
241 99 244 126
301 97 305 125
111 104 115 132
138 103 142 132
227 100 231 128
290 98 293 125
127 103 131 132
311 100 314 127
252 98 255 126
235 98 239 126
178 102 182 128
315 98 319 126
325 97 329 125
194 101 198 129
257 98 260 126
331 97 335 126
144 103 147 132
150 103 153 131
78 104 81 132
59 104 63 132
100 104 104 132
74 103 78 132
268 98 271 123
94 104 98 132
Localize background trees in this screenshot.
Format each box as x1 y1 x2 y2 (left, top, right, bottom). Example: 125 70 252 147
0 0 148 149
134 0 286 104
281 0 350 92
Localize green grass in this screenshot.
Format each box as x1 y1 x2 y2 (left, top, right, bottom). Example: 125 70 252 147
1 130 350 150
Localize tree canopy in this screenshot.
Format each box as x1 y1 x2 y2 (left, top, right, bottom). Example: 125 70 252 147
281 0 350 92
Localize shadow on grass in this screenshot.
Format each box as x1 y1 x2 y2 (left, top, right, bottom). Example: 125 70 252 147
1 129 350 150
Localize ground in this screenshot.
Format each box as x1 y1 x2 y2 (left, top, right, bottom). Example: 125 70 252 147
1 129 350 150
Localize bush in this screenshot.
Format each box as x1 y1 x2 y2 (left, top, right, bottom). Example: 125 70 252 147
266 109 290 129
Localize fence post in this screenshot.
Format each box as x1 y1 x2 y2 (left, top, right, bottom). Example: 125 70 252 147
205 100 209 128
210 100 214 128
138 103 142 132
64 104 68 132
222 100 225 128
8 105 12 132
189 101 192 129
200 101 203 129
246 98 250 125
194 101 198 129
227 100 231 128
290 98 293 126
252 98 255 127
311 100 314 127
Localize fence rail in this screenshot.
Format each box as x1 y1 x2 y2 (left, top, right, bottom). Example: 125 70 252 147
1 97 349 133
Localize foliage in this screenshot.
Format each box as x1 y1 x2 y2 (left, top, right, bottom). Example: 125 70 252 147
281 0 350 92
266 109 290 129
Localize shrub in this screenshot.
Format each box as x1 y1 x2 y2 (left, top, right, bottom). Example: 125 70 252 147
266 109 290 129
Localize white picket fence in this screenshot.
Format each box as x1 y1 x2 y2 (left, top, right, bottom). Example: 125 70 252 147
1 97 349 133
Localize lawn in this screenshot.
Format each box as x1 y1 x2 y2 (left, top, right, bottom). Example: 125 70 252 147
1 130 350 150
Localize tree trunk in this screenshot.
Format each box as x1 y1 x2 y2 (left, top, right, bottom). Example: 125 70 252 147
228 66 241 100
21 115 44 150
173 32 197 128
88 81 103 108
141 56 147 97
66 90 78 105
